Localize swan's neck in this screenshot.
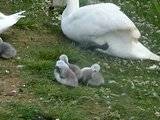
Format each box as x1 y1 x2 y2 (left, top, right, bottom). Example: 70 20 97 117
62 0 79 18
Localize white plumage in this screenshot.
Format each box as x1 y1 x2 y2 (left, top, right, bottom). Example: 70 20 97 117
0 11 25 34
61 0 160 61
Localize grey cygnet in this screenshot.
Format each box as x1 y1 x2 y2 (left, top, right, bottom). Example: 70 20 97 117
59 54 82 80
81 64 105 86
0 38 16 59
54 60 78 87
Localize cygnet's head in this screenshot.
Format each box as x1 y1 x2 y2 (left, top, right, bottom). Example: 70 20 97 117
56 60 69 69
0 38 3 43
91 64 101 72
59 54 69 64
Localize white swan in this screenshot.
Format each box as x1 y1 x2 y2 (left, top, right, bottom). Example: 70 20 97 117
61 0 160 61
0 11 25 34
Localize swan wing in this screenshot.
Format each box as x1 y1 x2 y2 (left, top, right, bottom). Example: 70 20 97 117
62 3 140 42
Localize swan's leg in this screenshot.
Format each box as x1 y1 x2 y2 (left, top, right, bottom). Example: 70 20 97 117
80 41 109 50
97 43 109 50
79 41 93 49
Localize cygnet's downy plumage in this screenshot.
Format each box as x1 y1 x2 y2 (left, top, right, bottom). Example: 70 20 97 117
0 38 16 59
81 64 104 86
0 11 25 34
54 60 78 87
59 54 82 80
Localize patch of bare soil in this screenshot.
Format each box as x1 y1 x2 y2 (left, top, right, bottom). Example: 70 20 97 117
0 28 58 101
0 29 29 99
0 63 22 96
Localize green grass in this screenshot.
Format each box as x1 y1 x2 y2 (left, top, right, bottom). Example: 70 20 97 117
0 0 160 120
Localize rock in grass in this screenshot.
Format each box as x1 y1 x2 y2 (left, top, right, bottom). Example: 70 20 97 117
5 90 17 96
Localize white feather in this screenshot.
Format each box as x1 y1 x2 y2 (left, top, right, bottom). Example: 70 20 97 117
0 11 25 34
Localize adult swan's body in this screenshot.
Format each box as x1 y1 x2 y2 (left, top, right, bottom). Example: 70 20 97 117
61 0 160 61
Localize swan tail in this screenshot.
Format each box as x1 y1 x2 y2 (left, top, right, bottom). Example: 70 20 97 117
134 42 160 61
92 30 159 61
12 11 26 18
149 53 160 61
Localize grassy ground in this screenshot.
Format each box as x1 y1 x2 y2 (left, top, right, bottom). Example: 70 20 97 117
0 0 160 120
